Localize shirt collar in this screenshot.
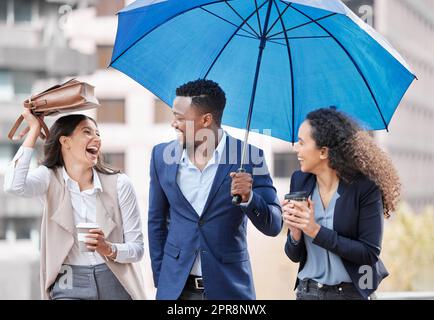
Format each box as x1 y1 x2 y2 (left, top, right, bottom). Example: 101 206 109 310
62 167 103 193
180 131 227 167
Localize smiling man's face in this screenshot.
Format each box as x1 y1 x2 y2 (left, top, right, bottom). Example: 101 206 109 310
171 96 209 148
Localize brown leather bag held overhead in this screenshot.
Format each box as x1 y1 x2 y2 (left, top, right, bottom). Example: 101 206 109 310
8 78 100 141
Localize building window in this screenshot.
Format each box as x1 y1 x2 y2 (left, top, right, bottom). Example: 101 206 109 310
13 71 34 96
97 45 114 69
0 143 21 174
0 217 40 241
103 152 125 172
0 143 15 173
96 0 125 17
97 99 125 123
0 1 7 22
0 70 14 101
0 0 39 25
273 152 299 178
154 99 173 124
14 0 33 23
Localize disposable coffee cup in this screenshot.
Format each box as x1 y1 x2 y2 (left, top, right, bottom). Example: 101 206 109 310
76 223 100 252
284 191 308 202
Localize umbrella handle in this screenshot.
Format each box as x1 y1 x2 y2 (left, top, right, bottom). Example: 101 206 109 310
231 168 246 206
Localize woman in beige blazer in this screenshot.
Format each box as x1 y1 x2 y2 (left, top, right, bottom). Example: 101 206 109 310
4 108 146 300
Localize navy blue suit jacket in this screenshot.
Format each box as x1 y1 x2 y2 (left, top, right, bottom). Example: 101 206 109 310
148 135 282 300
285 171 389 299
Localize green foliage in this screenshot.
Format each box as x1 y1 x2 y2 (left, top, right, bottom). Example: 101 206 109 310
381 204 434 291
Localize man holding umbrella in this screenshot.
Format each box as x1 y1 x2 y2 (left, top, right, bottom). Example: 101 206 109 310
148 79 282 300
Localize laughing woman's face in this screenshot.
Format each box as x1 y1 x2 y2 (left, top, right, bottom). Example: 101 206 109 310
60 119 101 168
294 120 328 174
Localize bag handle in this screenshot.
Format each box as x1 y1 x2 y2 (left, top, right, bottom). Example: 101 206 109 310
8 98 50 141
7 115 50 141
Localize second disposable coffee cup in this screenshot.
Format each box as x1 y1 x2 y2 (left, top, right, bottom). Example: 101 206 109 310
76 222 100 252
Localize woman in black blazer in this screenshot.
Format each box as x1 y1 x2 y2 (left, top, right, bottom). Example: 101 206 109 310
283 108 400 300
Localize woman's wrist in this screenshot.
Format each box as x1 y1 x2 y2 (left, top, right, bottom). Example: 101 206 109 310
306 223 321 239
29 124 41 131
290 229 302 241
105 242 118 260
23 126 41 148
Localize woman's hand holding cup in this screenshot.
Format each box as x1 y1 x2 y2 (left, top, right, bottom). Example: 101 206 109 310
282 199 303 242
282 191 320 240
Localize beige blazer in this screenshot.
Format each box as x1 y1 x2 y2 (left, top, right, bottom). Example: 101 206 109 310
40 167 146 300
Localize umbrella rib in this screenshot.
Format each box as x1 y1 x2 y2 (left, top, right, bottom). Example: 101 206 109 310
265 0 292 38
266 39 287 46
268 13 337 39
235 33 288 47
235 34 263 41
110 0 230 66
289 4 389 130
200 8 259 39
224 0 261 38
273 0 296 143
272 35 331 40
204 0 269 79
254 0 263 36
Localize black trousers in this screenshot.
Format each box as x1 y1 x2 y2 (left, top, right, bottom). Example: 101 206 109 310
296 279 365 300
178 275 207 300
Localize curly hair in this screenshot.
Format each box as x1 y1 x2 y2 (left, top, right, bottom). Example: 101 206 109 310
176 79 226 126
306 108 400 218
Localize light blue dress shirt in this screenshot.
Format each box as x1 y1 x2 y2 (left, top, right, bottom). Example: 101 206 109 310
297 183 352 285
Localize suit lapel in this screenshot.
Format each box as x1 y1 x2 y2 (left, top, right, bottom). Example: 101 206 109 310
167 142 198 217
333 177 351 231
50 189 75 234
201 136 237 216
50 169 75 234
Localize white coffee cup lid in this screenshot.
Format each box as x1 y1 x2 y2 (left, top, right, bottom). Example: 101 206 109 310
76 222 100 229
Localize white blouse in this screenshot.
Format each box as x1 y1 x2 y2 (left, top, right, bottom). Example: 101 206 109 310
3 146 144 266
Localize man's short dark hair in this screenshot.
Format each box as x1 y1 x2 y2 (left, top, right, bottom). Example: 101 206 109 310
176 79 226 126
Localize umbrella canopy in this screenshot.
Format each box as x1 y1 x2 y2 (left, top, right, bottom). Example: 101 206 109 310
110 0 416 143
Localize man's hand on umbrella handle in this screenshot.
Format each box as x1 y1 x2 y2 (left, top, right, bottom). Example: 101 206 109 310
230 171 253 204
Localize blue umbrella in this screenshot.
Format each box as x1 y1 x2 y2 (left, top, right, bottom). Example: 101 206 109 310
110 0 416 203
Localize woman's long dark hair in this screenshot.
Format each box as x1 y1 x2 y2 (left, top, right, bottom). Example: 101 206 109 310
42 114 120 175
306 108 401 218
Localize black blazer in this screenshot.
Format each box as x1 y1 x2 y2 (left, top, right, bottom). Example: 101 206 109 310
285 171 389 299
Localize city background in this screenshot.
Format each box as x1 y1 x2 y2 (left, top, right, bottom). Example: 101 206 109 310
0 0 433 299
